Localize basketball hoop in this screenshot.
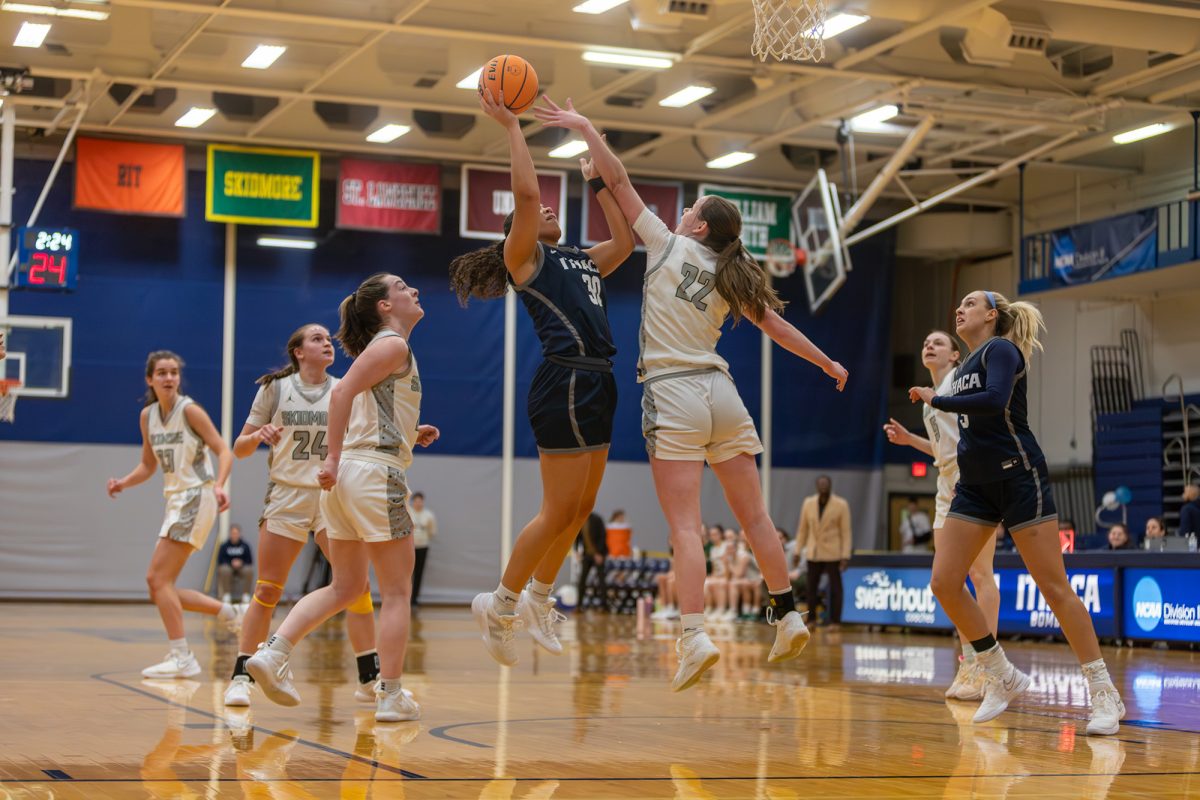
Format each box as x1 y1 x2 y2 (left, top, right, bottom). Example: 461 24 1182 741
751 0 828 63
0 379 20 423
765 238 803 278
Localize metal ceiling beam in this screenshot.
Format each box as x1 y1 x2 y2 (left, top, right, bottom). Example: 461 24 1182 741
834 0 1002 70
1091 51 1200 97
1148 75 1200 105
1040 0 1200 20
843 116 936 233
108 0 234 127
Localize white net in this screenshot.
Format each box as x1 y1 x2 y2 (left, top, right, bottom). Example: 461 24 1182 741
0 382 17 423
751 0 828 62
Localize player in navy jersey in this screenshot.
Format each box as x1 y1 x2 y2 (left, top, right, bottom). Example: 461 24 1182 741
910 290 1123 735
450 87 635 666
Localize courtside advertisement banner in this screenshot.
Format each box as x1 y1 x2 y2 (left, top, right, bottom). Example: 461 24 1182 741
206 144 320 227
841 567 955 629
74 137 185 217
336 159 441 234
581 179 683 250
996 568 1117 638
1124 568 1200 642
460 164 567 242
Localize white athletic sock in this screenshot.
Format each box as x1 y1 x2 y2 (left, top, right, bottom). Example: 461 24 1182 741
1082 658 1116 695
378 678 402 695
218 602 237 622
680 613 705 637
266 634 293 655
529 579 554 604
975 643 1009 674
169 637 189 656
961 643 975 662
494 583 520 612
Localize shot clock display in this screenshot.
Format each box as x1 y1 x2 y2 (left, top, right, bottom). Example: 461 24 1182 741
15 227 78 290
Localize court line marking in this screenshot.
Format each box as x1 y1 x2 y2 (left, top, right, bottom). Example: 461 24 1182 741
90 673 428 780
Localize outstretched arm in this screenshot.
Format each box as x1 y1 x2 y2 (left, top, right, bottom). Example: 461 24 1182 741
580 156 635 276
914 341 1018 415
536 97 647 226
882 418 935 457
480 90 541 282
753 309 848 391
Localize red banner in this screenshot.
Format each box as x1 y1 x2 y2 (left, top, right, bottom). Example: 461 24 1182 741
336 159 441 233
582 179 683 250
74 137 185 217
460 164 567 241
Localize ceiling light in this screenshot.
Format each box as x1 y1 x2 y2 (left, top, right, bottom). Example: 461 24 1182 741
706 151 755 169
573 0 628 12
366 123 411 143
1 2 109 19
549 140 589 158
583 49 675 70
456 68 483 90
258 236 317 250
659 85 715 108
849 104 899 131
14 20 50 47
1112 123 1172 145
242 44 286 70
816 12 869 39
175 106 216 128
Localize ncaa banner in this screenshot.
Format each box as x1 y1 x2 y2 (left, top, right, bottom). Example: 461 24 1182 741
841 566 955 629
1124 568 1200 642
74 137 185 217
697 183 793 261
1050 209 1156 286
206 144 320 227
581 179 683 250
997 568 1117 638
337 159 441 234
460 164 567 242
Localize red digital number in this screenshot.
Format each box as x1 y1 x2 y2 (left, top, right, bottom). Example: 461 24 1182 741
29 252 67 285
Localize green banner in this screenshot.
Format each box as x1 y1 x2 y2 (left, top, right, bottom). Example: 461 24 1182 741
206 144 320 227
697 183 793 260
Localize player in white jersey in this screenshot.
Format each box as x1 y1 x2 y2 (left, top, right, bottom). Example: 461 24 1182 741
248 274 438 723
107 350 239 679
537 98 848 691
883 330 1000 702
223 324 381 709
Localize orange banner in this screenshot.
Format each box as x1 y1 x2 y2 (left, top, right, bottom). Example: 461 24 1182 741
74 137 185 217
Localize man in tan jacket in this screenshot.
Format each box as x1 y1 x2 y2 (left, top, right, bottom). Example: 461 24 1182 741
795 475 852 629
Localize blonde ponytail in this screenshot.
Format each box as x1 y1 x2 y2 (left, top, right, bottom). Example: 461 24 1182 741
990 292 1045 360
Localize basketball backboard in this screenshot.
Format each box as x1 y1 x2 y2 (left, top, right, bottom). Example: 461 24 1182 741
0 315 72 398
792 169 851 313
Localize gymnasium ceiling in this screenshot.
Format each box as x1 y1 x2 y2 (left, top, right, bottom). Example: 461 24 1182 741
4 0 1200 214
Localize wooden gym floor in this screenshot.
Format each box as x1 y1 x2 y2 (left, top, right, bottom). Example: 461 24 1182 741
0 603 1197 799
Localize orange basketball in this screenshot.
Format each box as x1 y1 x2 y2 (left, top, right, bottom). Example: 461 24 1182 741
478 54 540 115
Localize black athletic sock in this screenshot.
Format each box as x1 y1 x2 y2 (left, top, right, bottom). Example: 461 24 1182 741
767 588 796 617
970 633 998 654
233 654 252 681
356 650 380 684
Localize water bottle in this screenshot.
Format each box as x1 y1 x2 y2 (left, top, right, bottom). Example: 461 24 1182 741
1188 533 1198 553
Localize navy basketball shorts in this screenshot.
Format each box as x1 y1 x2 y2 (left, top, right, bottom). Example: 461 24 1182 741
527 360 617 454
948 461 1057 532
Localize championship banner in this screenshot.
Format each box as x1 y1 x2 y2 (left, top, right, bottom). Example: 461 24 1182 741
337 159 441 234
697 184 793 261
460 164 567 241
1050 209 1157 286
581 179 682 250
206 144 320 227
74 137 185 217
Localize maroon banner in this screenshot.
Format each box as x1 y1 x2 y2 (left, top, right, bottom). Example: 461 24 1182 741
581 179 683 250
460 164 567 241
336 159 441 233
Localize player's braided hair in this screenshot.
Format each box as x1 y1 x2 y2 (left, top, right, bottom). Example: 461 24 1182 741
257 324 323 385
336 273 392 358
699 196 785 326
448 212 515 306
142 350 185 407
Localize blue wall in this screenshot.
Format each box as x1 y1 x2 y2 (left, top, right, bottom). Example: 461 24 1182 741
5 159 894 467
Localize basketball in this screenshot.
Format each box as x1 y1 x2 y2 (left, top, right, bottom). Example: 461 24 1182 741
478 54 539 115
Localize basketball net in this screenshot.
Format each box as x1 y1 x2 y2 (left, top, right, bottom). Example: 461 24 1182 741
0 379 20 423
751 0 828 62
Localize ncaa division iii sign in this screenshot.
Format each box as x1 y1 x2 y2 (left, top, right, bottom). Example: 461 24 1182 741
206 144 320 227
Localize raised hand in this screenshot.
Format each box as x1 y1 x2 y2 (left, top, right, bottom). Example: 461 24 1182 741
534 95 588 131
882 417 911 446
479 87 519 128
579 156 598 181
909 386 936 406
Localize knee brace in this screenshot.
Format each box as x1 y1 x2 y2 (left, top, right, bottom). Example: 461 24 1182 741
347 592 374 615
253 579 284 608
